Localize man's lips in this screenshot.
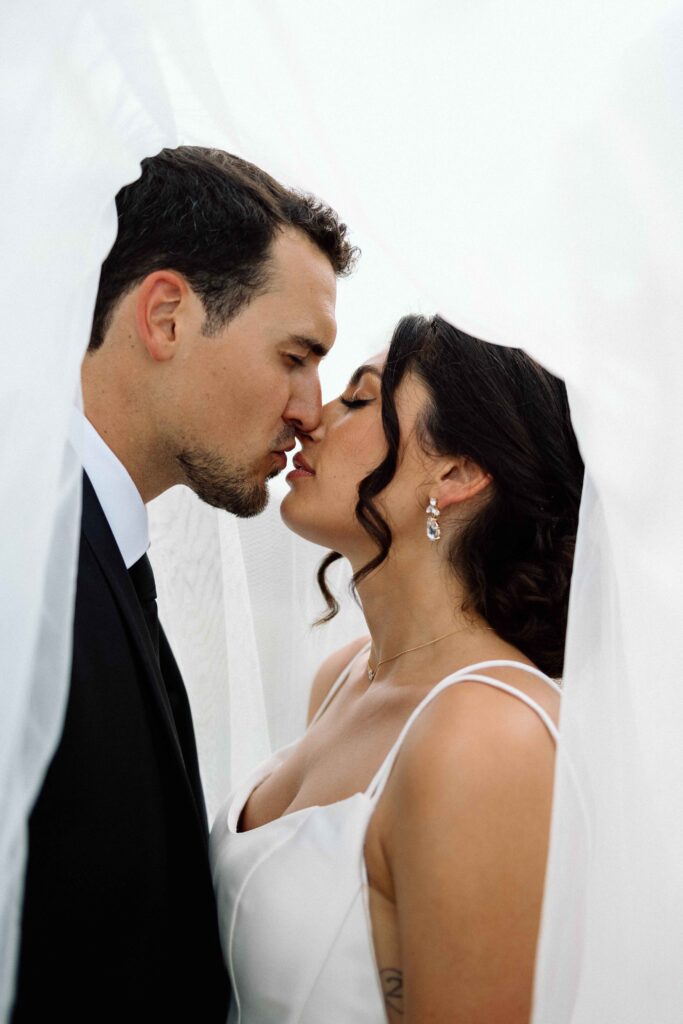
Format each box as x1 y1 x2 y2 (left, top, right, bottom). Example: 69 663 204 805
270 443 296 470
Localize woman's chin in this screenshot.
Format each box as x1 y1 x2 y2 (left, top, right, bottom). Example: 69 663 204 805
280 492 314 539
279 494 340 550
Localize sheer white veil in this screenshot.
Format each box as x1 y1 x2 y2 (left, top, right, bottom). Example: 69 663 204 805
2 2 682 1020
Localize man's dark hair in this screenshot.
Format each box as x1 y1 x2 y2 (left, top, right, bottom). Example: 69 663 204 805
89 146 358 350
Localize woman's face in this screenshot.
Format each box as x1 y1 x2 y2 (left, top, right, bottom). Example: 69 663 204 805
280 351 436 562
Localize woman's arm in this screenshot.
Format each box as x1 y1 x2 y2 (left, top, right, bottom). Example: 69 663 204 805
381 681 557 1024
306 634 370 725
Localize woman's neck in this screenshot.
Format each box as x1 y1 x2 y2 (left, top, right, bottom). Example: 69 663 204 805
352 540 491 679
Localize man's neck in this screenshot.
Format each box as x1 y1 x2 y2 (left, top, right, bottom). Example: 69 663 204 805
81 359 175 503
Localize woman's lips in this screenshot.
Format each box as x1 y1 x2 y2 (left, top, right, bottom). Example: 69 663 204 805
287 452 316 480
293 452 314 473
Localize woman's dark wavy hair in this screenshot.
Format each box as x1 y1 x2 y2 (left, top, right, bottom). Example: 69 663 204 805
317 314 584 678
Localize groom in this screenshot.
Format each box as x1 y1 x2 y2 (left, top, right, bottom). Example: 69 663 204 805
12 147 356 1021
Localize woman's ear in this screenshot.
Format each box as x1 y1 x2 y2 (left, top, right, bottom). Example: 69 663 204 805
435 457 492 511
135 271 187 363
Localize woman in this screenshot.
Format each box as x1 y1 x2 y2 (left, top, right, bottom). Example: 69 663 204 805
210 314 584 1023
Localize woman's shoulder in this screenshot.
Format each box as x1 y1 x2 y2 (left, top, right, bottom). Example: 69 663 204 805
414 660 557 757
381 662 559 833
369 663 560 1023
306 634 371 725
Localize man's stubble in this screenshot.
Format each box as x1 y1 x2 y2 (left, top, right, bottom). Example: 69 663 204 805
177 447 276 517
176 422 296 516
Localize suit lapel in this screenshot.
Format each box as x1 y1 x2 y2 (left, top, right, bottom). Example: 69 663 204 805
80 473 209 843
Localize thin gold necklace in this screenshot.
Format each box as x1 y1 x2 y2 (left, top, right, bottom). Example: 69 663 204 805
367 625 492 682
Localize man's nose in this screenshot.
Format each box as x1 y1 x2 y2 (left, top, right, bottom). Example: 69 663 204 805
295 395 336 447
284 377 323 435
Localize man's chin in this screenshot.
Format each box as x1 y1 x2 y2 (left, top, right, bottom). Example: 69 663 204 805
177 450 270 518
232 481 269 518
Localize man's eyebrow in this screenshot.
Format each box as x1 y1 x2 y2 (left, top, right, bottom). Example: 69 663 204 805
348 364 382 387
290 335 330 358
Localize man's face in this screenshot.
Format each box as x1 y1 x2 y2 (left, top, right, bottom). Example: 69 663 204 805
170 228 337 516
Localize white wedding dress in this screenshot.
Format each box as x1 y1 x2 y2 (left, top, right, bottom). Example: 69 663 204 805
209 647 560 1023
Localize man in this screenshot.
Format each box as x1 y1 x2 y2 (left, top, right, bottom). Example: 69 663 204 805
12 147 357 1021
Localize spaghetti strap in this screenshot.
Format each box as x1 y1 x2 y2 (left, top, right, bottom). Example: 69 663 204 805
366 660 559 801
309 640 372 727
446 658 562 696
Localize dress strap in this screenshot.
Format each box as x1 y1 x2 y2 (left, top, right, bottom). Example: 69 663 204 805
309 640 372 727
366 659 560 802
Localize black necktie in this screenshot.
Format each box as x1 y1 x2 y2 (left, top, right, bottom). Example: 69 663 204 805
128 553 160 660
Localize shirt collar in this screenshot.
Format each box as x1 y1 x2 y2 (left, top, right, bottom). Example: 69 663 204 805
69 408 150 569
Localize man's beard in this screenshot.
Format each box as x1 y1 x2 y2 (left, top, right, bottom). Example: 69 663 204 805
177 447 278 518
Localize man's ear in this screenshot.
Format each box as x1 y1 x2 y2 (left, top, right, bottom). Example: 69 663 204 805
135 271 187 363
435 457 492 510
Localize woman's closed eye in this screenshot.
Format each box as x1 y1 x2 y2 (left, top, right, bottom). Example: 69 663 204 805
339 395 374 409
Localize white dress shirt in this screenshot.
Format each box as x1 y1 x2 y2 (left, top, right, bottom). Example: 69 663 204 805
69 408 149 569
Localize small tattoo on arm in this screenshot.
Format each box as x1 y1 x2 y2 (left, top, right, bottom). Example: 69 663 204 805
380 966 404 1015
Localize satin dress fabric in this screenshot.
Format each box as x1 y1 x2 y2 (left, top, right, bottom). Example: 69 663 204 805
210 651 560 1023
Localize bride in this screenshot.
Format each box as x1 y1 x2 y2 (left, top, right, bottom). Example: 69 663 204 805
210 313 584 1023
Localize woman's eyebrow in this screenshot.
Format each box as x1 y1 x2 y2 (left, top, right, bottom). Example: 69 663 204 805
347 364 382 388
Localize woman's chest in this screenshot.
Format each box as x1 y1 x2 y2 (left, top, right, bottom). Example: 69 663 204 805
213 790 392 1023
221 687 414 1020
240 688 414 832
224 752 402 1023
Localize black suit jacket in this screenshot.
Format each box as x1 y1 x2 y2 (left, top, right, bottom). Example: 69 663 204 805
12 476 230 1022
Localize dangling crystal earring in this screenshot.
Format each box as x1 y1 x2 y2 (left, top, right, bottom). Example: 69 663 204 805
425 498 441 542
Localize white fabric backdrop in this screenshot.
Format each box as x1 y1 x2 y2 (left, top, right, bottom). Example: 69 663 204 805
149 481 367 819
0 2 175 1013
2 1 682 1021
